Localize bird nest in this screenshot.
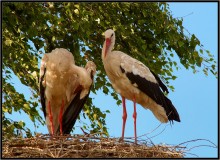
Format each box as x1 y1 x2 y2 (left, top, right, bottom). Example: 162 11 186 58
2 134 184 158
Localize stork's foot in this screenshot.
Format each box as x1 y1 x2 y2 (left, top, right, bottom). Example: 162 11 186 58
119 137 124 143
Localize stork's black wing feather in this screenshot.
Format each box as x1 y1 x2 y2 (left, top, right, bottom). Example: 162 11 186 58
120 66 180 122
57 89 91 134
150 69 169 93
40 67 46 118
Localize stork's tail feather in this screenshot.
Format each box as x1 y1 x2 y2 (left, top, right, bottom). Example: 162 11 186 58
164 96 181 122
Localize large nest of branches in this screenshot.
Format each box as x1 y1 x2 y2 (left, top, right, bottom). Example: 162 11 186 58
2 134 185 158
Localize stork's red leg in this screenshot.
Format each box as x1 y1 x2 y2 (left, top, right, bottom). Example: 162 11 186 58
59 99 64 135
133 96 137 144
48 101 54 135
121 96 127 141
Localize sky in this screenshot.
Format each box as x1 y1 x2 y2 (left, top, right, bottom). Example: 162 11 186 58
4 2 218 158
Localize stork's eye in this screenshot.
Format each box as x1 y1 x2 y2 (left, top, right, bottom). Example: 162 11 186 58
111 33 114 37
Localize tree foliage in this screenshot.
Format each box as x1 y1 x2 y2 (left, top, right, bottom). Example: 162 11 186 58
2 2 217 139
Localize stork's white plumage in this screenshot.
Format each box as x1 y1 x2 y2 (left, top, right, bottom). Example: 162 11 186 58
40 48 96 135
102 29 180 143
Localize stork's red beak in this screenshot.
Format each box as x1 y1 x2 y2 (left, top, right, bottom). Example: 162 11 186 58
105 38 111 57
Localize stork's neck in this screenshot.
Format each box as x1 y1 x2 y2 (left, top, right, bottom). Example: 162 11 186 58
102 39 115 60
101 41 107 60
71 64 92 88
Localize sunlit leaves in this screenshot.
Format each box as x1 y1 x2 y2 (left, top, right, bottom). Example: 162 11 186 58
4 38 13 46
83 103 109 136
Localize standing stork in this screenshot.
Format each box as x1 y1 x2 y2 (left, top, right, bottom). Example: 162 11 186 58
101 29 180 143
40 48 96 135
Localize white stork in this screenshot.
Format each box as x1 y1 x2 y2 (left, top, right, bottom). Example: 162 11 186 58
102 29 180 143
39 48 96 135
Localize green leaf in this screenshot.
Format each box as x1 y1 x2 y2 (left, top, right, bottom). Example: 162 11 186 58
74 4 80 9
5 39 13 46
103 86 109 95
74 9 79 14
172 76 177 80
106 110 110 113
52 36 56 42
199 49 203 54
178 41 184 47
73 23 79 30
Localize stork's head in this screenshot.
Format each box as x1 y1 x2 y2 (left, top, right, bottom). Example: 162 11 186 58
85 61 96 80
104 29 115 57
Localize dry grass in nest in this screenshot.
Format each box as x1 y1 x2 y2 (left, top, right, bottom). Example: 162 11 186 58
2 134 185 158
